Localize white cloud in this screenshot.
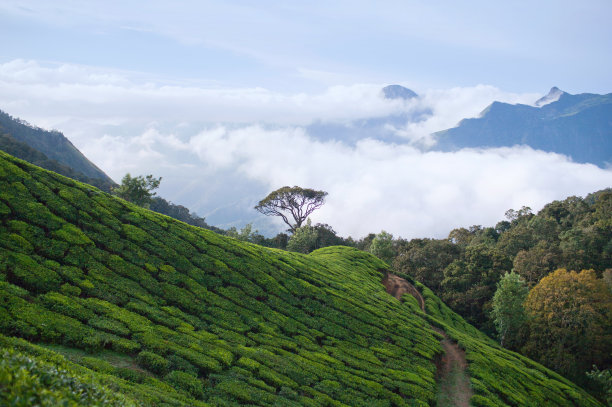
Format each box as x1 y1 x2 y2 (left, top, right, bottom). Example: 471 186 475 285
0 60 541 128
0 60 412 126
182 126 612 238
100 124 612 239
1 59 608 239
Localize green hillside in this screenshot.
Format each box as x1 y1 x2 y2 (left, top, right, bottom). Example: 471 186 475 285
0 150 602 406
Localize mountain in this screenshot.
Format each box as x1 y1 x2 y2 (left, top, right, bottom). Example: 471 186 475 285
433 88 612 167
0 150 602 406
382 85 418 100
305 85 428 146
534 86 564 107
0 109 225 231
0 109 115 183
0 131 116 192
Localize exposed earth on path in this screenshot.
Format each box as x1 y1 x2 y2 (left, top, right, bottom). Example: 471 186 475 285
382 273 473 407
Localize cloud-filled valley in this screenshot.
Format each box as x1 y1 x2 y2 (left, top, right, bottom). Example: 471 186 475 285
1 59 611 238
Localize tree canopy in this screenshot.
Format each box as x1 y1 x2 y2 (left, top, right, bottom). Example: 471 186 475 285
523 269 612 382
254 186 327 232
112 173 161 208
491 272 528 349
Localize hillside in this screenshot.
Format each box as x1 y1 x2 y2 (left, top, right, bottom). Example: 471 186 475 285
433 88 612 167
0 150 602 406
0 131 116 192
0 109 115 183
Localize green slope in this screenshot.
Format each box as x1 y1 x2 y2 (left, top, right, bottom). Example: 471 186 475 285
0 150 602 406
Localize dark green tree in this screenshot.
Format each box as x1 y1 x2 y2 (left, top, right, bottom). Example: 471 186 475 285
393 238 460 292
441 244 512 333
369 231 396 265
254 186 327 232
287 219 319 253
112 174 162 208
491 272 528 349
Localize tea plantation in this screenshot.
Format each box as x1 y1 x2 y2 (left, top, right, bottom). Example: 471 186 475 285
0 150 602 406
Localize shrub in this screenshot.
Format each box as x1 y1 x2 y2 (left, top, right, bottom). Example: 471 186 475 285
59 283 81 297
52 223 93 246
0 348 135 407
137 350 170 375
167 354 199 376
80 356 116 374
8 253 62 293
116 367 147 383
164 370 204 399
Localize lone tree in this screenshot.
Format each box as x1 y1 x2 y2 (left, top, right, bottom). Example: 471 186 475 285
255 186 327 232
112 173 162 208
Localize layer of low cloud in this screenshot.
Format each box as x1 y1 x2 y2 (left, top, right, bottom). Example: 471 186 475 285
1 59 609 238
176 125 612 238
83 123 612 239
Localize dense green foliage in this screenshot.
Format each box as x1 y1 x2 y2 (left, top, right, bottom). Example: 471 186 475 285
369 231 396 265
0 150 602 406
0 340 138 407
588 366 612 405
287 219 319 253
491 272 528 350
392 190 612 389
523 269 612 383
112 174 162 208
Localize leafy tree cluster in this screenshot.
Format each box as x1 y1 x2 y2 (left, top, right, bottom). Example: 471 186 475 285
149 196 223 233
386 190 612 390
111 173 162 208
522 269 612 386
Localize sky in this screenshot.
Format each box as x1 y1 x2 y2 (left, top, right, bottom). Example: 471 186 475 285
1 1 611 238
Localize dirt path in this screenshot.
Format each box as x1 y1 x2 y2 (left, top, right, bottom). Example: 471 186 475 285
382 272 472 407
382 273 426 311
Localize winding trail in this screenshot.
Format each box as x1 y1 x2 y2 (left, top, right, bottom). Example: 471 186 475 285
382 273 472 407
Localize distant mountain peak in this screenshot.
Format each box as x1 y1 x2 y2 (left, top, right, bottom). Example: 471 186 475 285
382 85 418 100
535 86 566 107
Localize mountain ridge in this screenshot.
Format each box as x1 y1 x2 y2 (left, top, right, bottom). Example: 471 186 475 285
433 88 612 167
0 109 115 183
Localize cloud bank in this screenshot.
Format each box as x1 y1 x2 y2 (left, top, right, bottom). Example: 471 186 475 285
1 59 610 238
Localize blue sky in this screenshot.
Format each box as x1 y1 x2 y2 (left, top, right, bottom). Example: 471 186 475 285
1 1 611 237
2 0 611 93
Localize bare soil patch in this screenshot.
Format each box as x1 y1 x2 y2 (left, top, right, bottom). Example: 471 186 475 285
382 272 472 407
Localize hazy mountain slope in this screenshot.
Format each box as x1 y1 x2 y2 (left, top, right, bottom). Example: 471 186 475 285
0 109 114 182
434 89 612 167
0 151 602 406
0 131 116 192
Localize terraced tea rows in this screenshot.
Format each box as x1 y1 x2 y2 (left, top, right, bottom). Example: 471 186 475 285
0 150 602 406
